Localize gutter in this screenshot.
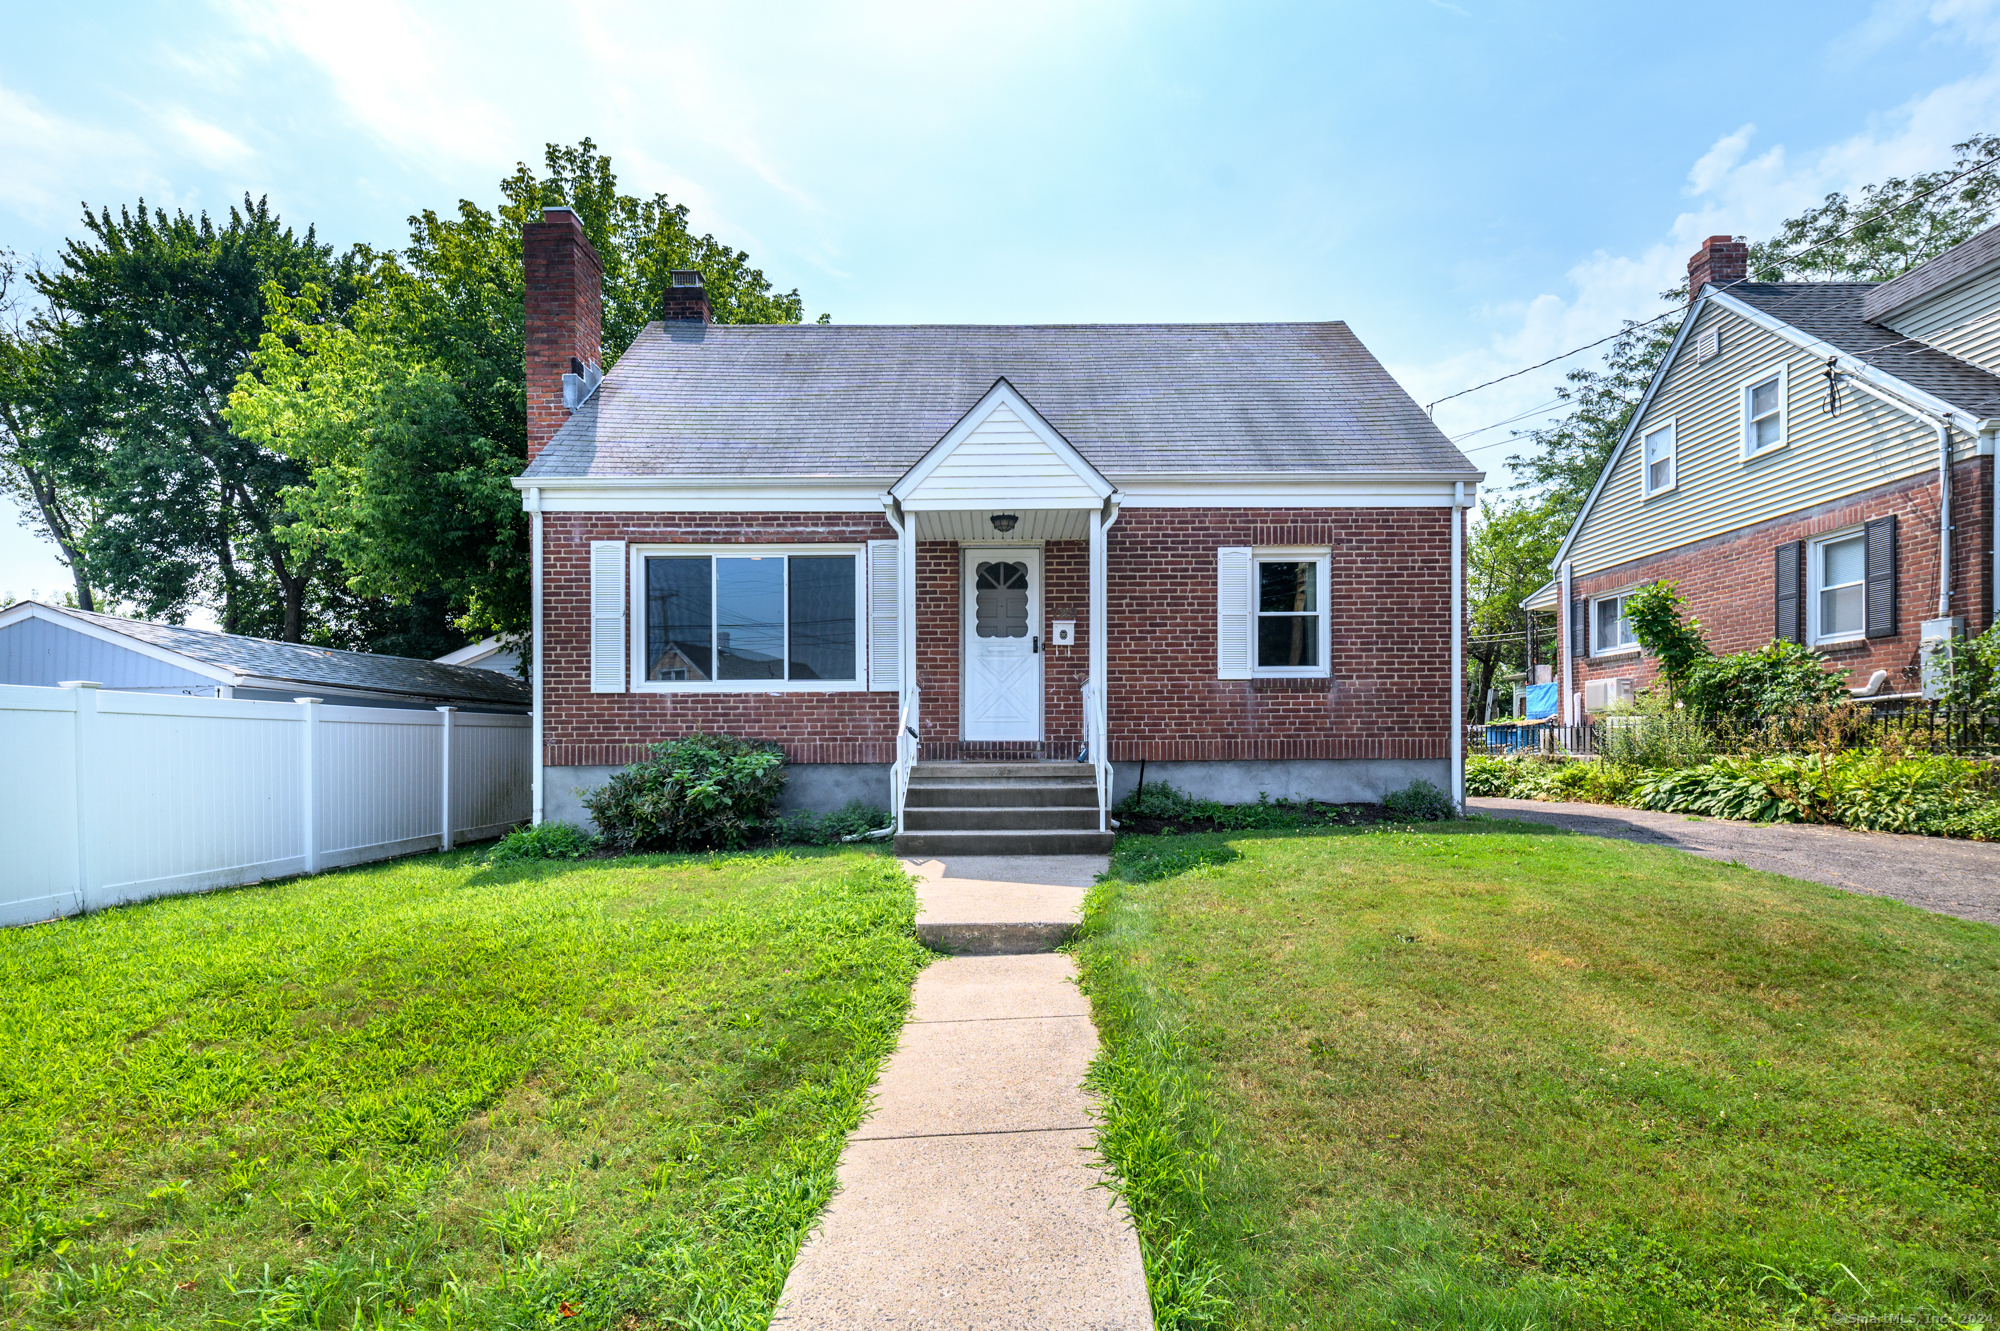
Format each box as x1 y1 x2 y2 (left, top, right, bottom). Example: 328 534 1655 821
1827 366 1958 619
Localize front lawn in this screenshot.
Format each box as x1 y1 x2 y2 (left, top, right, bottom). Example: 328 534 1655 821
1079 822 2000 1329
0 847 927 1329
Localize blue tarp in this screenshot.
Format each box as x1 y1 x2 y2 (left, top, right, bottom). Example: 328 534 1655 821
1524 680 1559 720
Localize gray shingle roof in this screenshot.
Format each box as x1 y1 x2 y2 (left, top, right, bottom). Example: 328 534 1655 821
53 605 529 707
523 322 1478 480
1726 283 2000 419
1860 220 2000 322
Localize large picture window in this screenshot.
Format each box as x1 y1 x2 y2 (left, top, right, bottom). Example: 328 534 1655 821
637 549 859 688
1254 554 1329 675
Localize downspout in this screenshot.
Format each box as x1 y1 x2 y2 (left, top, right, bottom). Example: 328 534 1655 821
1937 416 1954 619
1560 560 1574 727
528 486 544 826
1094 494 1123 826
1450 482 1466 811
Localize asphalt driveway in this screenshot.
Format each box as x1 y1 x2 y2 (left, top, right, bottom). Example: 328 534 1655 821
1468 797 2000 928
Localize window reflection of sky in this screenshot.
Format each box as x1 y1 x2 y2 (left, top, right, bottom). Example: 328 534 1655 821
717 558 786 678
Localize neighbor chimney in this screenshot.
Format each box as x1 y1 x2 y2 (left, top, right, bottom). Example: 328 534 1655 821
662 269 712 323
523 207 603 462
1686 235 1749 303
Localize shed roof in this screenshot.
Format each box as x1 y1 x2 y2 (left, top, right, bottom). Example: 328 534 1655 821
522 321 1478 481
13 603 529 707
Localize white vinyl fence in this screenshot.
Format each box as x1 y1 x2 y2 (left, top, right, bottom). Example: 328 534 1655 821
1 682 531 927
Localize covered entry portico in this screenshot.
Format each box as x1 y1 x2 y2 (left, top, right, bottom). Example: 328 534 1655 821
880 380 1121 834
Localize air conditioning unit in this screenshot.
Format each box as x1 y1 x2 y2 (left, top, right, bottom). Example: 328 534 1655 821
1583 677 1635 712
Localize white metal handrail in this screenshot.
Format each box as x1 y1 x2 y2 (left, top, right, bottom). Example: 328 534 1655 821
892 686 920 834
1080 681 1110 832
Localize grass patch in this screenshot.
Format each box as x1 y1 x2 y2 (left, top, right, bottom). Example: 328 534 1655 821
1076 821 2000 1329
0 846 927 1329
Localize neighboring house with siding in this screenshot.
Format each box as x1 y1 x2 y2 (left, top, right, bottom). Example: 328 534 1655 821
512 206 1482 852
0 601 530 713
1527 232 2000 719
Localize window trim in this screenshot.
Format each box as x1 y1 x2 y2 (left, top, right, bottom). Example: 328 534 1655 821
1807 525 1868 646
1739 361 1789 459
628 543 868 692
1640 415 1678 499
1590 588 1643 658
1250 546 1332 678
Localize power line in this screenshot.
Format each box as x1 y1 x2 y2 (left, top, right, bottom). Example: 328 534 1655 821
1425 150 2000 417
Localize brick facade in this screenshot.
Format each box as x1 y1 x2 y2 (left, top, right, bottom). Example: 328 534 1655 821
540 506 1461 766
1564 457 1996 700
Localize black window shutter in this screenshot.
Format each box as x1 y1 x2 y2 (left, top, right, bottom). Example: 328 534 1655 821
1864 515 1898 639
1774 542 1804 643
1570 597 1588 656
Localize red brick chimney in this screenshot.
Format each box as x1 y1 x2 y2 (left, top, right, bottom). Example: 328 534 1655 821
1686 235 1749 303
662 268 712 322
523 206 602 462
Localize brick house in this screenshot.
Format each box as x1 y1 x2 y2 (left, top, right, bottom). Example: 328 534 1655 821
1529 230 2000 720
514 207 1481 850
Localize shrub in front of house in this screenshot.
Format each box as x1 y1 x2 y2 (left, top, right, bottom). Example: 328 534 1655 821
487 821 598 863
582 734 788 853
1383 778 1456 821
775 800 892 845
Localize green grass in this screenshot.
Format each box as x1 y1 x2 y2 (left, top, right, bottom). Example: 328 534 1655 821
1077 821 2000 1329
0 846 928 1329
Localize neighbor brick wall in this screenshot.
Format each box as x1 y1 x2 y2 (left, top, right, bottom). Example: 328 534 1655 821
1563 457 1995 700
542 506 1462 765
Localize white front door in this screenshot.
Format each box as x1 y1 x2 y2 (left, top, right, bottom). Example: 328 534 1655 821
961 547 1042 743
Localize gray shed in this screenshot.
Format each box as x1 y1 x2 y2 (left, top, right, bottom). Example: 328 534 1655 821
0 602 528 713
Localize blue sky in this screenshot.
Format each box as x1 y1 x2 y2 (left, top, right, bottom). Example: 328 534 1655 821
7 0 2000 616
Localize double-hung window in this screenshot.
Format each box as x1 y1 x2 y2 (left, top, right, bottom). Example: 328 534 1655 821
1810 530 1866 643
1642 418 1676 496
1592 591 1639 656
634 547 861 689
1254 553 1329 675
1741 364 1787 456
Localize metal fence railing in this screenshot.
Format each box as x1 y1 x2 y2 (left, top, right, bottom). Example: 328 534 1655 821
1469 698 2000 764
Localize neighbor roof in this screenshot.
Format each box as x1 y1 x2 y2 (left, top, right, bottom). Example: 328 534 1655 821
522 322 1478 480
1726 282 2000 419
29 604 529 707
1861 220 2000 322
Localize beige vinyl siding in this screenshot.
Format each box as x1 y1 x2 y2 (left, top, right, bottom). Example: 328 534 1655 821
906 402 1102 504
1880 263 2000 375
1566 301 1965 573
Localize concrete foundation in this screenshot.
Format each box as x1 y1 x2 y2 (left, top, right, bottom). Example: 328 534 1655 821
540 761 892 830
1111 757 1452 806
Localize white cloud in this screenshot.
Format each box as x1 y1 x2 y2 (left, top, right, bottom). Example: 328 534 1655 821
0 82 160 222
1406 1 2000 486
170 111 255 169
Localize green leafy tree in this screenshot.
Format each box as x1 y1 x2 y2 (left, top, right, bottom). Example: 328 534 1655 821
229 140 817 645
0 249 101 611
28 197 368 639
1465 497 1565 720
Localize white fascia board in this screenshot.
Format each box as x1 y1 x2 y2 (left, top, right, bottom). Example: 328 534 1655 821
891 377 1117 502
516 475 897 513
0 601 241 685
1522 577 1559 611
435 637 502 666
1115 472 1481 507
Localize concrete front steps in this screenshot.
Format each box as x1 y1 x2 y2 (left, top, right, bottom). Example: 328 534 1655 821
894 761 1114 857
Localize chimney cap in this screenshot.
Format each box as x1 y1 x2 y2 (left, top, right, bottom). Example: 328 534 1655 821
541 206 581 226
670 269 704 288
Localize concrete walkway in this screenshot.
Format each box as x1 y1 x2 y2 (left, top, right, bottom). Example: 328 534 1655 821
772 855 1153 1331
1470 796 2000 928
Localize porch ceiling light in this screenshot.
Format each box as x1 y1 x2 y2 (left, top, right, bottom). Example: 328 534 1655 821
990 513 1019 533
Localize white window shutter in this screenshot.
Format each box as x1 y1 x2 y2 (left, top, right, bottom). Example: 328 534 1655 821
868 539 901 692
1217 546 1253 679
590 541 626 693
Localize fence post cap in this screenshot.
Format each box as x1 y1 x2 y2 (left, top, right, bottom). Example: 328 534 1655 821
294 696 323 705
435 705 458 713
58 680 102 689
